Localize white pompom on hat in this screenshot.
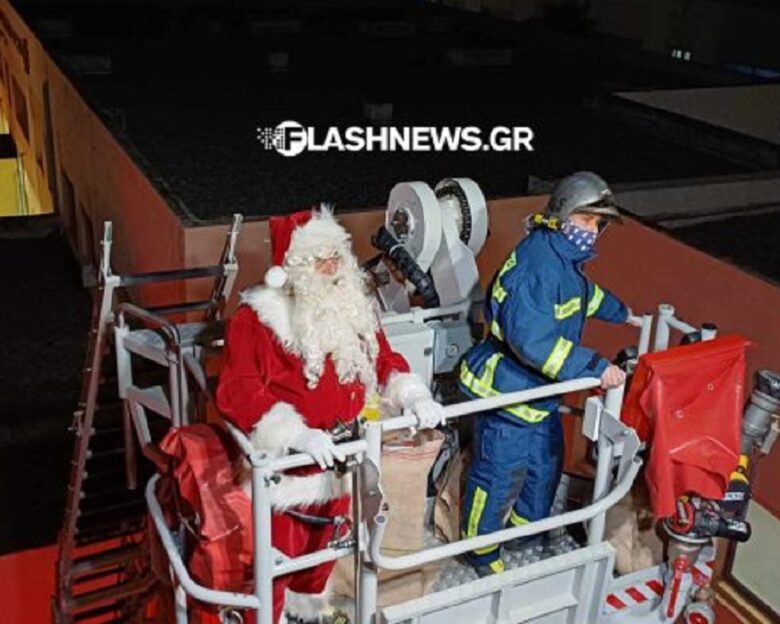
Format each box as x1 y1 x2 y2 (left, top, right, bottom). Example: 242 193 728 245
264 265 288 289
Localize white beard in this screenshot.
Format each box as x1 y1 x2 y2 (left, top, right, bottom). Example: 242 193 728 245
287 256 379 391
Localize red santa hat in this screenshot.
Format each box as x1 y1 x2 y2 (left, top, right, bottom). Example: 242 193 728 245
264 205 352 288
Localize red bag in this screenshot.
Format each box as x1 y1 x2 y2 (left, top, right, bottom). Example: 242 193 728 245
156 424 254 622
622 335 749 519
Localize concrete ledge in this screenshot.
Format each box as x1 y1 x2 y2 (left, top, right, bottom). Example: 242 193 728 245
586 94 780 169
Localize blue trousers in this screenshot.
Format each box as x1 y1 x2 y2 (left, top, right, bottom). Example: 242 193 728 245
461 410 564 565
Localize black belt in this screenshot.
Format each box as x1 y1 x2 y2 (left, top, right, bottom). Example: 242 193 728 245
284 509 343 526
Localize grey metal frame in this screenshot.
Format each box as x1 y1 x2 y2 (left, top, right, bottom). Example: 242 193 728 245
145 377 643 624
653 304 718 351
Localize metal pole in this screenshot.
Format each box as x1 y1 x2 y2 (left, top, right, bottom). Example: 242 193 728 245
253 457 275 624
352 448 363 620
638 314 653 355
358 423 382 624
588 433 614 546
168 359 181 428
589 385 624 545
701 324 718 341
174 580 188 624
604 383 625 420
654 304 674 351
667 316 697 335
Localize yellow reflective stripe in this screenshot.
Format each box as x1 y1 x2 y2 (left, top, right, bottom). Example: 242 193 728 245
488 560 505 573
498 252 516 277
739 454 749 470
554 297 581 320
587 284 605 317
505 403 548 423
509 510 529 526
473 544 500 556
459 359 550 423
729 471 749 484
490 320 504 341
542 336 573 379
466 486 488 538
492 252 516 304
492 278 507 303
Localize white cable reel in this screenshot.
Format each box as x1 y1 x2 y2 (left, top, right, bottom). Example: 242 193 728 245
386 182 442 273
434 177 488 256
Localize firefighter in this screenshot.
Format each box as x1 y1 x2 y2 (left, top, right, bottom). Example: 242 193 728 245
459 171 632 576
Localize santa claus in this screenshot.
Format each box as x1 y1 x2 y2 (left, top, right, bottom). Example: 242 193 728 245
216 207 442 623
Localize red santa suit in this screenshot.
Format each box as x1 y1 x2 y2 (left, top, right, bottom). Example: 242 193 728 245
216 208 431 623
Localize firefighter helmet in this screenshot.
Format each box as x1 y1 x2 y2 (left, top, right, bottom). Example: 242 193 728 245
544 171 623 223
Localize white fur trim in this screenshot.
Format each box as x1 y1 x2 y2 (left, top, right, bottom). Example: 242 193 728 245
264 265 288 289
383 371 432 412
244 401 351 509
242 466 350 510
248 401 308 457
240 285 296 350
285 210 352 265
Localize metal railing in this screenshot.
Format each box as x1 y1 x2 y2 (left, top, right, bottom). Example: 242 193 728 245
146 375 642 624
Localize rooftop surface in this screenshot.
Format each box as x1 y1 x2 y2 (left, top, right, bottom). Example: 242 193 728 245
17 1 759 221
618 84 780 147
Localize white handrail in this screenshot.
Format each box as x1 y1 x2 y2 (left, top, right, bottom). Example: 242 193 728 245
145 475 261 610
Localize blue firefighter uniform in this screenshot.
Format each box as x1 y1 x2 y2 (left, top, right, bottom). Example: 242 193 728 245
459 224 627 567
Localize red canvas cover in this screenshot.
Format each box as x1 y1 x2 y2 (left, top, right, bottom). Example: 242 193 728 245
622 335 749 519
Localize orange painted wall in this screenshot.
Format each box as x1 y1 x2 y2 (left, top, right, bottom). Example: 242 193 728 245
45 55 186 305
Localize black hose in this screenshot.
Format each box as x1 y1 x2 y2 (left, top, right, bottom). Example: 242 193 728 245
372 226 440 308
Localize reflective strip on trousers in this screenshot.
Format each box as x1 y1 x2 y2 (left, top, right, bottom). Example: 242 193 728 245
509 509 529 527
465 486 498 555
459 357 549 423
554 296 581 320
587 284 605 317
542 336 573 379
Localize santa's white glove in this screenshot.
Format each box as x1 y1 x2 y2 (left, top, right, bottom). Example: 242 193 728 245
410 398 445 430
289 428 346 470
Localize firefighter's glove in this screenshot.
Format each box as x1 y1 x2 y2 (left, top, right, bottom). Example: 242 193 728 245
410 398 445 430
290 428 346 470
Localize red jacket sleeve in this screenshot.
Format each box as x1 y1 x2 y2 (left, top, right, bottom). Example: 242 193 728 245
375 329 410 386
216 307 280 432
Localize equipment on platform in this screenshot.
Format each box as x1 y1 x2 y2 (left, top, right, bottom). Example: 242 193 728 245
378 177 488 309
368 178 488 396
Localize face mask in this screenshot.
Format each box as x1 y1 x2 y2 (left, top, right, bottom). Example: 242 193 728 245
562 220 597 252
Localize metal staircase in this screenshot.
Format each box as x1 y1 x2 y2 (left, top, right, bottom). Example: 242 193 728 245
53 215 242 623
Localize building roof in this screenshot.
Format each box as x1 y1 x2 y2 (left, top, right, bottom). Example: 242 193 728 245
17 1 759 222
